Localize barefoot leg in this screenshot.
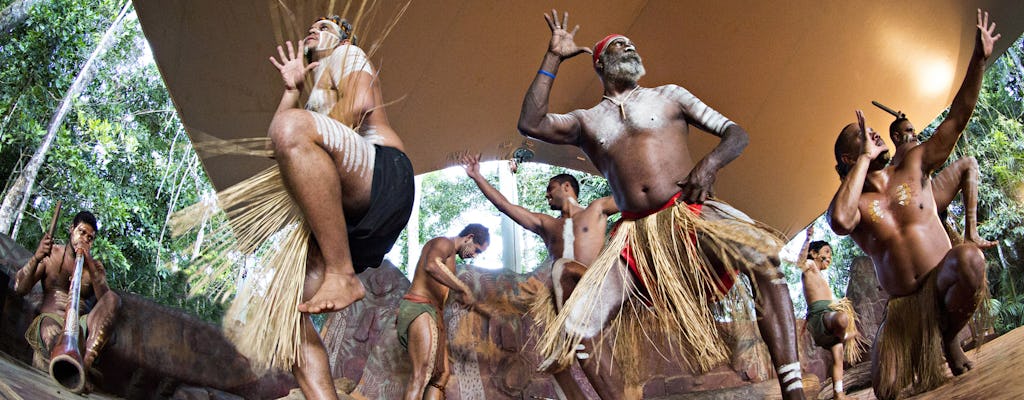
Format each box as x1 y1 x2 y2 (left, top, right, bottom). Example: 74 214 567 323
935 244 986 375
269 109 371 313
404 314 439 400
83 291 121 369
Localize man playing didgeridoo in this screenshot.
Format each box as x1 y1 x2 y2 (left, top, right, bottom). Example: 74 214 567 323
828 11 999 399
14 211 121 389
518 10 804 399
462 153 634 398
400 224 491 399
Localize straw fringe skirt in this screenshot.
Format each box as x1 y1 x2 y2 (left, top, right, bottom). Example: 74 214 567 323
171 161 311 373
536 200 783 384
828 298 868 364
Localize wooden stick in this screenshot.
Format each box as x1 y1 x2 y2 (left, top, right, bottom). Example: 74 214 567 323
46 200 62 238
871 100 904 119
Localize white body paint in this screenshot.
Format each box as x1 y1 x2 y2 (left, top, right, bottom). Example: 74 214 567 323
777 361 803 392
657 85 735 135
835 380 843 393
303 44 379 178
562 219 575 260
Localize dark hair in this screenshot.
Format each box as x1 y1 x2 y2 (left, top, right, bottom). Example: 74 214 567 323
807 240 830 258
71 211 98 233
834 123 860 178
888 117 909 136
549 174 580 196
458 223 490 245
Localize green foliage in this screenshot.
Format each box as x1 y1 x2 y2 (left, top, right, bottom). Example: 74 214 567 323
0 3 224 321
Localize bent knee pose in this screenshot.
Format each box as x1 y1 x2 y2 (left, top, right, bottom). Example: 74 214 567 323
400 224 492 400
827 11 999 399
797 231 862 400
266 15 414 399
462 154 631 399
14 211 122 392
517 10 804 399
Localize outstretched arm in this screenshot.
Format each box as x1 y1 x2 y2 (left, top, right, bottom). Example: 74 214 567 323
664 85 749 204
517 10 591 145
828 111 885 235
593 196 619 216
919 9 1000 171
269 41 320 114
462 153 548 233
13 234 53 296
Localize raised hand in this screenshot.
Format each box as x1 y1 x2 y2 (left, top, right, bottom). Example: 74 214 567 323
461 153 482 179
33 233 53 262
975 9 1001 60
269 41 319 91
544 9 592 60
857 110 885 160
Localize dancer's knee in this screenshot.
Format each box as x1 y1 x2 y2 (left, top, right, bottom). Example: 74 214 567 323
268 109 314 151
950 244 986 286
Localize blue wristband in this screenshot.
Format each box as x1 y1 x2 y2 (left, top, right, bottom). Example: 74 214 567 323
538 69 556 79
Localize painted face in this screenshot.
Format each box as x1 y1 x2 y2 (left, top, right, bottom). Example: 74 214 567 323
601 37 645 82
304 20 342 53
890 120 917 148
460 240 488 259
813 245 833 270
70 223 96 254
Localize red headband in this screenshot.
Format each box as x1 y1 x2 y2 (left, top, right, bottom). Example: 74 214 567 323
593 34 626 64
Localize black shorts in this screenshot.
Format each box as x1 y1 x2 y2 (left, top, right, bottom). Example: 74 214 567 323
348 145 414 273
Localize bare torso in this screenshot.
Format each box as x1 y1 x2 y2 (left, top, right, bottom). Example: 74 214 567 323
38 244 97 316
539 201 613 266
851 151 952 296
309 45 404 151
407 238 457 307
801 265 834 304
573 86 696 213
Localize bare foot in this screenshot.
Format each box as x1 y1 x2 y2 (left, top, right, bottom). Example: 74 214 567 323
966 234 997 249
298 272 365 313
943 339 974 376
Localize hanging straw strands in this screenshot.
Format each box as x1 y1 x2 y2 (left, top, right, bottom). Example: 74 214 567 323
170 0 411 373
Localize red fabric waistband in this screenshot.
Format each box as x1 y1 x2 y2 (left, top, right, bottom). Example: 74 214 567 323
621 192 702 220
402 293 437 306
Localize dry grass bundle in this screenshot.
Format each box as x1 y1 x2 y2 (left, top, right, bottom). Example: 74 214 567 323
536 201 783 384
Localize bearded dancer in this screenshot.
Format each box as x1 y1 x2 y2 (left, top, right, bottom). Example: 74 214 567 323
517 10 804 399
829 11 998 399
172 15 413 400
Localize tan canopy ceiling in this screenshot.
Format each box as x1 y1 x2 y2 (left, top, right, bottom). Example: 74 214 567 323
133 0 1024 238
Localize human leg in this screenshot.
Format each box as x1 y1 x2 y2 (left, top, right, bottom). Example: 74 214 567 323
931 157 994 248
830 343 846 399
404 314 439 400
935 243 987 375
292 315 339 400
292 249 339 400
700 203 804 400
83 291 121 369
269 109 374 313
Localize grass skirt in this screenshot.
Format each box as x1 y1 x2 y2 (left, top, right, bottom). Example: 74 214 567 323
536 200 782 385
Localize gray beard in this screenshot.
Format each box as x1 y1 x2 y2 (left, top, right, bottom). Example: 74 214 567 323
604 55 646 83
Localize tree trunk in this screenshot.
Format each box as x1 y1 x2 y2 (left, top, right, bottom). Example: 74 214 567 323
0 0 48 37
0 1 132 235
